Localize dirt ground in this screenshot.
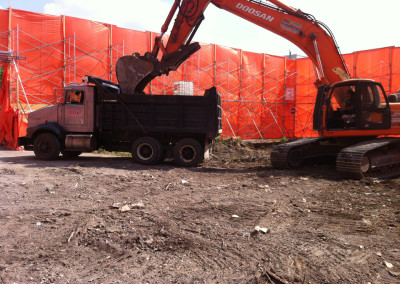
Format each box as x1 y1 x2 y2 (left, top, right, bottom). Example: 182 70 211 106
0 140 399 284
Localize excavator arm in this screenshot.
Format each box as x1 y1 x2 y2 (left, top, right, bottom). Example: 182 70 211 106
212 0 351 84
116 0 211 94
116 0 351 94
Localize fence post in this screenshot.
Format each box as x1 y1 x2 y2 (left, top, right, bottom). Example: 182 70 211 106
73 33 76 83
213 44 216 86
389 46 393 93
8 5 12 104
110 24 113 82
353 51 357 78
149 32 153 93
62 15 66 87
16 25 19 109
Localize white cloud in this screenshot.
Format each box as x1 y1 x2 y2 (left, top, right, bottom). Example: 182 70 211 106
194 0 399 56
43 3 63 15
43 0 172 33
196 5 299 56
41 0 298 55
41 0 400 56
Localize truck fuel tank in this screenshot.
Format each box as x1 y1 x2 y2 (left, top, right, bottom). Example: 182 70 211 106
65 134 96 151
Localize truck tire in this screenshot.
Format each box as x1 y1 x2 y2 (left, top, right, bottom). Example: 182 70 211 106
132 137 163 165
173 138 203 167
33 133 61 160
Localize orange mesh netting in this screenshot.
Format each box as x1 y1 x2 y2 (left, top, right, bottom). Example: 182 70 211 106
0 62 27 149
0 8 399 148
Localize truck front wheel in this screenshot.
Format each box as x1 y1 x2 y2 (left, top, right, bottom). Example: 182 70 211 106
33 133 61 160
132 137 163 165
173 138 203 167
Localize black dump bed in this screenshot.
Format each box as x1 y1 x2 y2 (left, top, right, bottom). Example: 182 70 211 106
87 77 222 141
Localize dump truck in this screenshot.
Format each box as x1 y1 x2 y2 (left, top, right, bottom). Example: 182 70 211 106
18 76 222 166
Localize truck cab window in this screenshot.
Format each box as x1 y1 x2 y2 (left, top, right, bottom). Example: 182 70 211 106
65 90 85 104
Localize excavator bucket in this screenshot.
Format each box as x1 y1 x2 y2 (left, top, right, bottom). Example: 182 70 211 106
116 42 201 94
116 55 154 94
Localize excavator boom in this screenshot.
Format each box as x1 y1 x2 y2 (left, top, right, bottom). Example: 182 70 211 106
211 0 351 84
116 0 351 94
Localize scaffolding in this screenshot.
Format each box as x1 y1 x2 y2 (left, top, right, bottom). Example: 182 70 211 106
1 9 399 141
2 26 297 139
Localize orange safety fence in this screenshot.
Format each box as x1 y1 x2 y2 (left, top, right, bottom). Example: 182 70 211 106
0 62 27 149
0 8 399 150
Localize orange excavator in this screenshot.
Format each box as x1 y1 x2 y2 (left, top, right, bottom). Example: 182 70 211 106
116 0 400 178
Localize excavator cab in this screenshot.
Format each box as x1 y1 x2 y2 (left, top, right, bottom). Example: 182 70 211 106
314 80 391 134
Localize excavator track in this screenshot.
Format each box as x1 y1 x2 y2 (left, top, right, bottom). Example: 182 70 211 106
270 137 326 168
336 137 400 179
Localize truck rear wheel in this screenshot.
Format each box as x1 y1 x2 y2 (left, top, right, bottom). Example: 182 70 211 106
132 137 163 165
33 133 61 160
173 138 203 167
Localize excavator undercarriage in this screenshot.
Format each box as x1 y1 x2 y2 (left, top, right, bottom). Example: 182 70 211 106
271 137 400 179
337 137 400 179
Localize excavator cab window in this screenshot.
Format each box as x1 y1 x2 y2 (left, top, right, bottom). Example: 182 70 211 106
325 82 390 131
359 83 390 129
325 85 356 129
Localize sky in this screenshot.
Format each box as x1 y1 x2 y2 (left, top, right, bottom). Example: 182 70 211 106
0 0 398 57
